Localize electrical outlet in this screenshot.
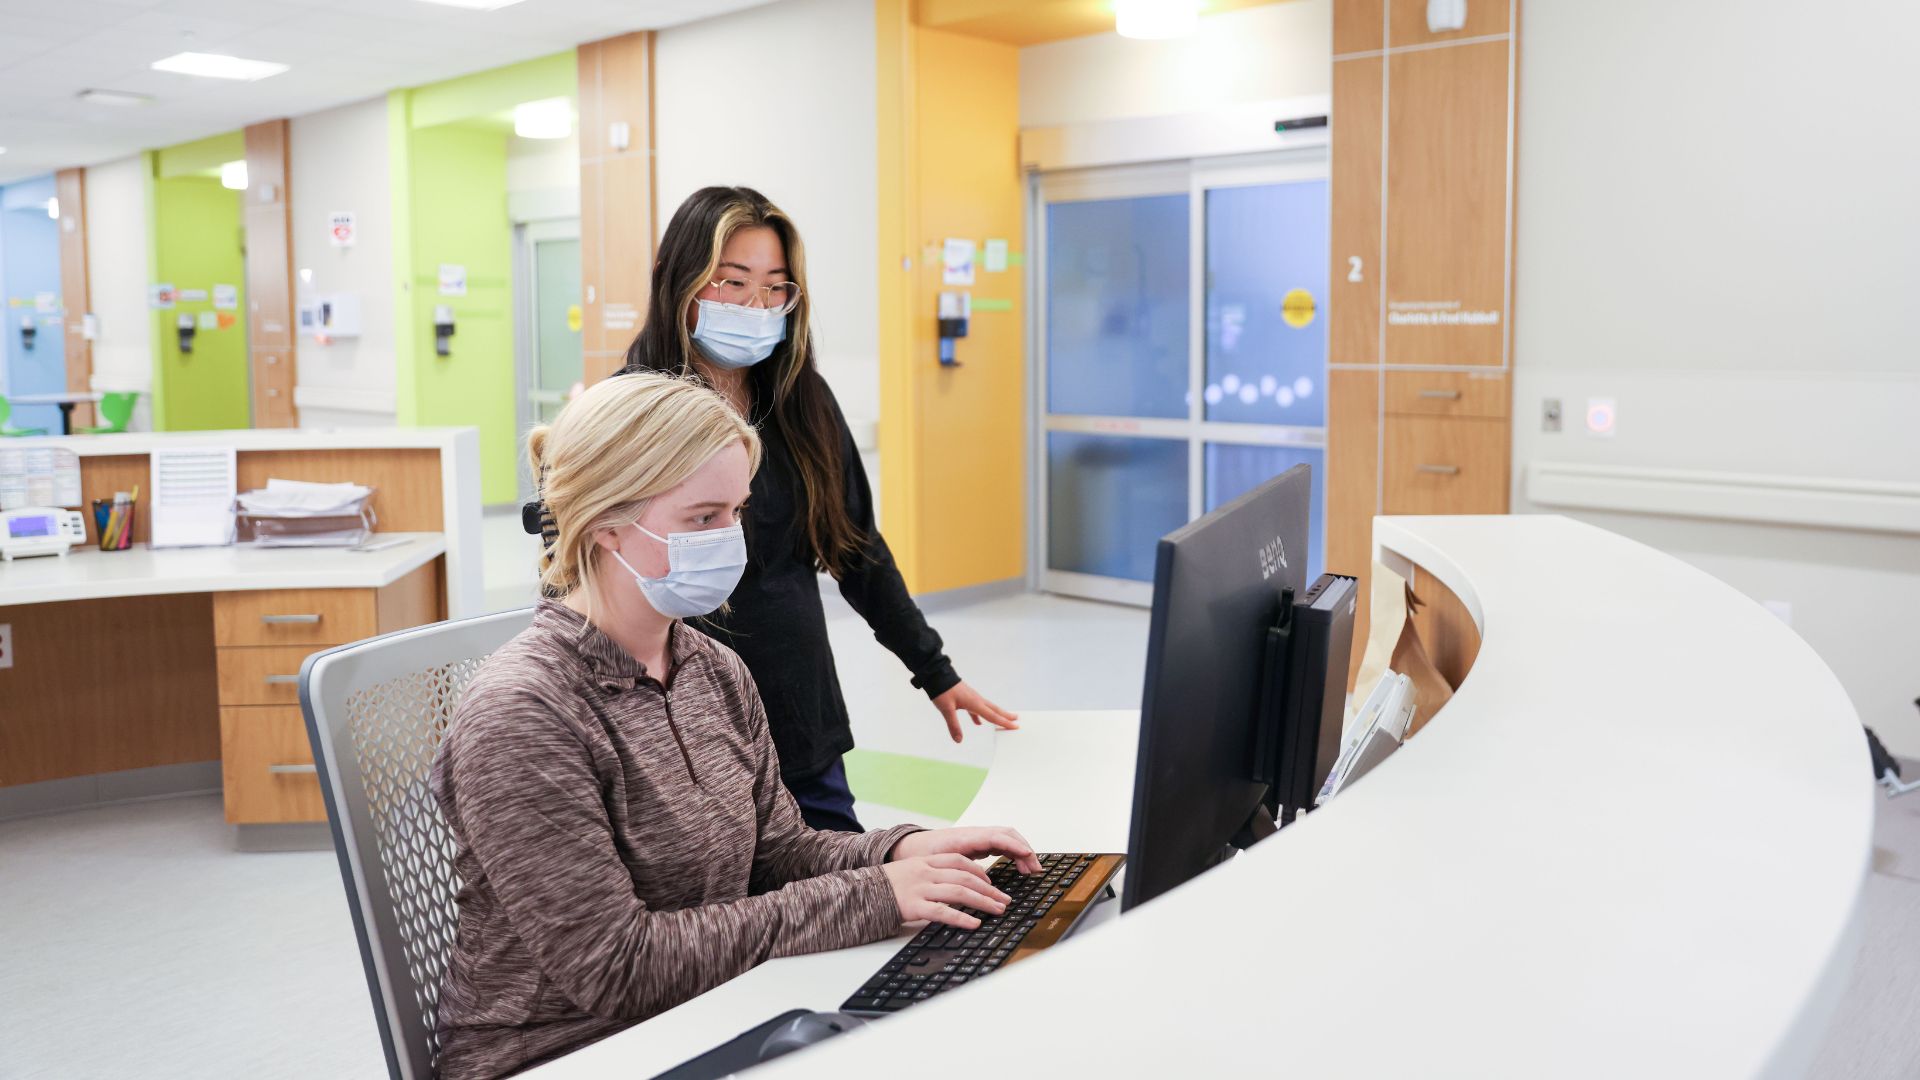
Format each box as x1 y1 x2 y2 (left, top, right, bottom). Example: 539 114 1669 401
1542 398 1562 432
0 623 11 669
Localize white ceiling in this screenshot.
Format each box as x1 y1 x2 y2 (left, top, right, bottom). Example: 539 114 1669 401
0 0 776 184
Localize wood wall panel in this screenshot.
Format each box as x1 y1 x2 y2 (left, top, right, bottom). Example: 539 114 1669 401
243 119 298 427
0 594 218 786
1330 56 1383 365
1389 0 1510 46
579 32 657 385
55 168 94 428
1334 0 1385 54
1328 368 1380 688
1384 369 1509 418
1384 40 1510 366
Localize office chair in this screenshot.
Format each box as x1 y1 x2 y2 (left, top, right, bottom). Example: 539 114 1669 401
300 607 536 1080
78 391 139 434
0 395 48 437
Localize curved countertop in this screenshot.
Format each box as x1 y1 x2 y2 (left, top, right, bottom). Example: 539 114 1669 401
540 515 1875 1078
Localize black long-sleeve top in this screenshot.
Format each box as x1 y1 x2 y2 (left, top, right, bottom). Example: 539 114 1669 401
533 369 960 781
695 372 960 780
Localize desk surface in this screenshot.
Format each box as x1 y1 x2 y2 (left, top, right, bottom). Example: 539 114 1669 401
532 516 1873 1079
0 534 446 606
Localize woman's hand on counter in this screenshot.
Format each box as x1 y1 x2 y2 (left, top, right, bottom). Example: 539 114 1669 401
891 826 1042 875
933 681 1020 743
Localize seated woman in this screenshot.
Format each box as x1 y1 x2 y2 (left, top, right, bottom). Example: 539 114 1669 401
432 372 1039 1079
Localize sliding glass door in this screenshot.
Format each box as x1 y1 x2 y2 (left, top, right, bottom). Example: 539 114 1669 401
1033 154 1329 604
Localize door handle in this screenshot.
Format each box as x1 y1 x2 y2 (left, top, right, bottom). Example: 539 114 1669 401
260 614 321 624
1416 464 1460 475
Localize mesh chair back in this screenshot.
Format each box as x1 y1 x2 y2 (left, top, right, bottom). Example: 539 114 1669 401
300 608 535 1080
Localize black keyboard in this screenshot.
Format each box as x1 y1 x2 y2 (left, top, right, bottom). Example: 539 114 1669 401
841 852 1120 1016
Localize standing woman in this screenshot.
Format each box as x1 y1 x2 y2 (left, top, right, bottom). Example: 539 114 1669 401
619 185 1016 832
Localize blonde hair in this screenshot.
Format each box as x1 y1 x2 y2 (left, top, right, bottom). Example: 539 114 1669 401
529 372 761 605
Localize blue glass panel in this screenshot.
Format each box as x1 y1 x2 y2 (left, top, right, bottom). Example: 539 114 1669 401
1047 432 1189 583
1204 443 1325 583
1203 181 1328 427
1046 195 1189 420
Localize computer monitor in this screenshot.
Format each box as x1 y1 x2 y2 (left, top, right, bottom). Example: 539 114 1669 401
1119 465 1310 912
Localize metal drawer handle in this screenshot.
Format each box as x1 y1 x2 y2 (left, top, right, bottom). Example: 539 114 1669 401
260 614 321 625
1418 389 1463 400
269 764 318 775
264 674 300 685
1416 463 1461 475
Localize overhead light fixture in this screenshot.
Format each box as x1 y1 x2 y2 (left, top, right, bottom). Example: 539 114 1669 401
46 197 60 220
151 52 289 82
78 88 153 106
220 160 248 191
1116 0 1201 39
513 97 572 140
413 0 529 8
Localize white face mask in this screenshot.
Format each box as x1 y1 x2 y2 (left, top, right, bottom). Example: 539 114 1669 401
690 298 787 369
608 520 747 619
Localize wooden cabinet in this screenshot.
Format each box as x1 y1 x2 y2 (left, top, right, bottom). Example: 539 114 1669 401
214 564 439 824
1327 0 1519 688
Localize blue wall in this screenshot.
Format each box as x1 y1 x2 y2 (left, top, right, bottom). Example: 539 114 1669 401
0 176 65 434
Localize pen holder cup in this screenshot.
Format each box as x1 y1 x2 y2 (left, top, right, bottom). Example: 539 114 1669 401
92 498 136 551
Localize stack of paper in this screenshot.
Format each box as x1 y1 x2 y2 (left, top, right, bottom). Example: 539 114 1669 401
235 478 376 547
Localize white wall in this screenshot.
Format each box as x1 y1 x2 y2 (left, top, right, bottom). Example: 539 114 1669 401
288 97 397 429
655 0 880 436
82 155 154 431
1514 0 1920 755
1018 0 1330 129
506 129 580 223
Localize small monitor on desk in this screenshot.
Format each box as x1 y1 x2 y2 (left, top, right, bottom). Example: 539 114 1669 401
1120 465 1356 911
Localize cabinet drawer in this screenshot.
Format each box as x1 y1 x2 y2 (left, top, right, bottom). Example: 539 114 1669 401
213 588 375 648
220 706 327 825
1384 416 1508 515
216 645 321 706
1384 371 1509 419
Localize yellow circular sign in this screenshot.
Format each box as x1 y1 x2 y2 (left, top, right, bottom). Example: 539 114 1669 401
566 304 583 333
1281 288 1316 329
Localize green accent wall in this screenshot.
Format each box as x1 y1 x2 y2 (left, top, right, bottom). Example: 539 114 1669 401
389 51 575 505
150 148 248 432
843 750 988 822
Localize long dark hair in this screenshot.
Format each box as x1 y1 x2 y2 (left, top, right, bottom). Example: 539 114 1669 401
620 185 864 577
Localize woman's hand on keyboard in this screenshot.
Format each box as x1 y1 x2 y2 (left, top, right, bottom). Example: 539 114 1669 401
891 826 1043 876
882 853 1012 929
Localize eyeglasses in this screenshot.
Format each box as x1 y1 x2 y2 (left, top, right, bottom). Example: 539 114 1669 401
708 277 802 314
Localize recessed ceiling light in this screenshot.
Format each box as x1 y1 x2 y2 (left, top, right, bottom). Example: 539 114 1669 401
1116 0 1200 39
151 52 289 81
78 88 154 106
413 0 529 8
513 97 572 140
220 160 248 191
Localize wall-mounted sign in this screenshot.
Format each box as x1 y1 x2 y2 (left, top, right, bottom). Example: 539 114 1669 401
942 238 976 286
1281 288 1316 329
566 304 582 333
34 292 58 315
149 284 176 309
1386 299 1500 327
329 211 356 248
177 288 209 303
438 264 467 297
217 312 237 330
603 302 637 332
197 311 219 330
983 239 1009 274
213 284 238 311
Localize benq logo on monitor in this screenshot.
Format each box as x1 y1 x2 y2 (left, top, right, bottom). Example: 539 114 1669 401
1259 536 1288 580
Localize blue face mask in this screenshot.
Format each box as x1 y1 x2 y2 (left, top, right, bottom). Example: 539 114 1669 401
691 299 787 369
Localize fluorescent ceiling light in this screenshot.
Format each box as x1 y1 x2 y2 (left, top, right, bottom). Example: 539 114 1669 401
220 160 248 191
151 52 289 81
78 88 153 106
1116 0 1200 39
513 97 572 140
413 0 529 8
